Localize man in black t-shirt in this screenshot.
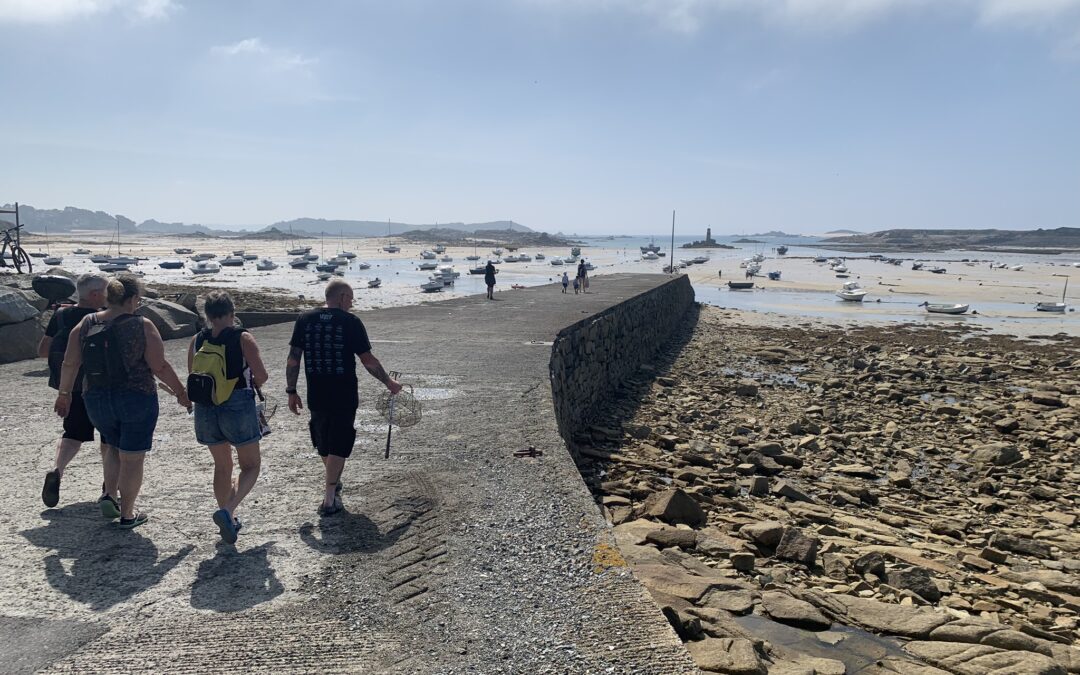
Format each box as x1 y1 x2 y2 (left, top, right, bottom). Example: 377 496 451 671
35 273 115 513
287 279 401 515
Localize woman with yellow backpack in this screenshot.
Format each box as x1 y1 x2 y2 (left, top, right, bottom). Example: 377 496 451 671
187 291 268 544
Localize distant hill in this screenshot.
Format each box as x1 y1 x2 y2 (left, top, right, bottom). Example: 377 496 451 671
743 231 815 238
5 204 136 232
268 218 533 237
824 229 862 235
824 227 1080 252
4 204 536 237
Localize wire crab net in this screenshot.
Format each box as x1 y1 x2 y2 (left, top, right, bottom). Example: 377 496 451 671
376 384 422 428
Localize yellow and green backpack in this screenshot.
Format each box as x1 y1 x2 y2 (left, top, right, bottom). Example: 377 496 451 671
188 328 248 405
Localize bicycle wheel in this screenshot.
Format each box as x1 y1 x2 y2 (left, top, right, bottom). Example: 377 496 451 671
11 246 31 273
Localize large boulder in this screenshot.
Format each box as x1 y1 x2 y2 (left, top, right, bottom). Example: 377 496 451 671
686 637 766 674
760 591 831 631
0 316 44 363
904 641 1066 675
969 442 1021 466
137 299 198 340
644 488 707 527
775 527 820 566
0 287 39 325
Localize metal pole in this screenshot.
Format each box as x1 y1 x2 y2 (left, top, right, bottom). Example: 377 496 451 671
669 210 675 275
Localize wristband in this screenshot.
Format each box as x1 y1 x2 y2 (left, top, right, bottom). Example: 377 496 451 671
286 388 297 395
58 391 72 397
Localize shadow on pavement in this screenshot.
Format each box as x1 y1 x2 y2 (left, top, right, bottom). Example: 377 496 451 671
21 503 194 611
298 506 416 555
190 542 285 612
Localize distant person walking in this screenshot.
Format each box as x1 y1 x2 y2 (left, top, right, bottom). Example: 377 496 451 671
484 261 498 300
576 259 589 294
53 275 189 528
286 280 401 516
187 291 268 544
561 271 569 293
38 273 107 509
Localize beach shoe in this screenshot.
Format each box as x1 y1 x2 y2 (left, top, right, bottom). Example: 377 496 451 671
42 471 61 508
213 508 238 544
98 493 121 519
317 498 343 517
118 512 149 529
233 518 243 536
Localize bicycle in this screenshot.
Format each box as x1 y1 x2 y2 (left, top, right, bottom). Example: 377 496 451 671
0 223 32 273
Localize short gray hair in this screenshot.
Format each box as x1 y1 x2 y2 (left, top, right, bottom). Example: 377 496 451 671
76 273 107 299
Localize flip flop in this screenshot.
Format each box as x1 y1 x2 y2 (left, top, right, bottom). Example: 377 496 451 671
118 512 148 529
42 471 61 508
98 493 121 519
213 509 238 544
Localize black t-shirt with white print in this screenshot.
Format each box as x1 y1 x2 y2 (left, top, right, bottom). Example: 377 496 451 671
289 308 372 411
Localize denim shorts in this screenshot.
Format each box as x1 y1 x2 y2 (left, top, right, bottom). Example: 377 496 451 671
193 388 262 447
83 388 159 453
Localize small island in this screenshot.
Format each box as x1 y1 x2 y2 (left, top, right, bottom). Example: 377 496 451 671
731 238 764 244
681 227 735 249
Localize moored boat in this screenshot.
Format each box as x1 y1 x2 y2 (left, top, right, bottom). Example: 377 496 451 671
256 258 278 271
836 281 868 302
158 260 185 269
919 302 969 315
368 277 381 288
189 260 221 274
727 281 754 289
220 256 245 266
1036 302 1066 312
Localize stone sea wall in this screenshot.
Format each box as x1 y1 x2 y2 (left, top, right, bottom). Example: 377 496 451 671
549 275 694 455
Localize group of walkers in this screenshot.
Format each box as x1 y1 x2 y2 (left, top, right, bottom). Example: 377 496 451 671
560 259 590 294
42 274 398 541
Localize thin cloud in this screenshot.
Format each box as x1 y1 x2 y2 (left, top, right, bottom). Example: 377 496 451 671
523 0 1080 33
211 37 318 72
0 0 180 23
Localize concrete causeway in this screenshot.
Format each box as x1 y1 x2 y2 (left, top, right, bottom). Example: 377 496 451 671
0 274 697 674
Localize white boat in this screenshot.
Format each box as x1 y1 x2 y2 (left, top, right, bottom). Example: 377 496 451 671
436 266 459 284
368 277 381 288
641 251 659 261
691 256 709 265
220 256 245 266
1073 262 1080 268
751 253 766 263
433 244 446 253
43 256 63 266
1036 302 1066 312
339 250 357 259
304 253 319 261
920 302 969 315
256 258 278 271
159 260 185 269
466 255 481 261
832 265 848 273
173 247 193 255
418 261 438 270
469 265 486 275
1010 265 1024 271
584 262 596 271
535 253 545 260
550 257 564 266
191 252 216 261
189 261 221 274
317 272 333 281
90 254 110 263
356 261 371 270
518 254 532 262
836 281 868 302
289 258 311 269
420 278 444 292
328 256 349 266
928 266 947 274
74 248 91 255
98 262 130 272
746 263 761 276
492 248 504 256
420 250 437 260
287 245 312 256
440 255 453 262
232 249 246 256
503 254 520 263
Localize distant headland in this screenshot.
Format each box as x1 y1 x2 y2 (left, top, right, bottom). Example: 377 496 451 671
819 227 1080 253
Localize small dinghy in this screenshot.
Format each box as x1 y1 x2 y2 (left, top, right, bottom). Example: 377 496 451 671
727 281 754 290
920 302 969 315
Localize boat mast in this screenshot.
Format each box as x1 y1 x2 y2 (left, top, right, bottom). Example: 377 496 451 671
669 210 676 276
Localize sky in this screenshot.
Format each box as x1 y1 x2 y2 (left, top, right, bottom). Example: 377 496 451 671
0 0 1078 235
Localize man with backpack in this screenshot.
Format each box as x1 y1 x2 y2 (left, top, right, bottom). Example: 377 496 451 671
286 280 401 516
187 291 269 544
37 273 109 510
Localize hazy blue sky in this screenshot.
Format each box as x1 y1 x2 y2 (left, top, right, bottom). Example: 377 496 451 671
1 0 1078 234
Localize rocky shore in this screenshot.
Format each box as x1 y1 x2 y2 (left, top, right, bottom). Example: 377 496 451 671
577 305 1080 674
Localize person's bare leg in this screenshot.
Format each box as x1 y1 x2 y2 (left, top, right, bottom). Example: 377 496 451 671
207 443 234 510
323 455 346 507
117 452 145 519
101 444 120 498
226 442 261 514
52 438 82 476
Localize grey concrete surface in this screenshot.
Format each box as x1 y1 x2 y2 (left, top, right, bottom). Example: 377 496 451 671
0 274 698 674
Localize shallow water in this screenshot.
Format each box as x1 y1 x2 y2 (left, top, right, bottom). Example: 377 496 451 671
734 613 909 672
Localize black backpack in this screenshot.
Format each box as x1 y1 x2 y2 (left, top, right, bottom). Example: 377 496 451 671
82 315 134 389
47 307 82 390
